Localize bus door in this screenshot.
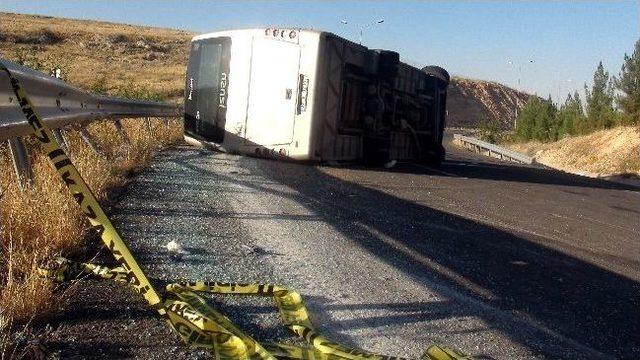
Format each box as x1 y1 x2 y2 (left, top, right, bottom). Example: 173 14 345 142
245 38 301 146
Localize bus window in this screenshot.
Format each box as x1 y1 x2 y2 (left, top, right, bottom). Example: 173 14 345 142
184 37 231 143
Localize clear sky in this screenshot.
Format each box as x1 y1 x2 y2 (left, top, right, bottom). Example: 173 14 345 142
2 1 638 103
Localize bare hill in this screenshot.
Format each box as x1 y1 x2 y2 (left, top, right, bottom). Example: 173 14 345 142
447 77 532 129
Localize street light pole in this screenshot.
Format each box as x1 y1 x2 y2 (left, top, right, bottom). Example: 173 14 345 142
518 65 522 86
508 59 534 87
557 78 572 105
507 58 534 130
341 18 384 45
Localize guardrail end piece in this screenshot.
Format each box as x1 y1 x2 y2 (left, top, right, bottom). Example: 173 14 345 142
7 137 33 191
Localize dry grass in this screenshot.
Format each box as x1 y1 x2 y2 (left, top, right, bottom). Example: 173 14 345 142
0 118 183 355
0 12 193 101
0 11 193 355
507 126 640 177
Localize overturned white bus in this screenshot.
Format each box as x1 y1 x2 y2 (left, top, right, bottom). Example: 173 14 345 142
184 28 449 164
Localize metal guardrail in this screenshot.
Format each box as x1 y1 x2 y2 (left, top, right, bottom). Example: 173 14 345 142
0 59 179 141
453 133 534 164
0 59 181 190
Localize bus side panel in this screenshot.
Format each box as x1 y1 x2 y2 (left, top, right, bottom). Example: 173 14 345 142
317 35 369 161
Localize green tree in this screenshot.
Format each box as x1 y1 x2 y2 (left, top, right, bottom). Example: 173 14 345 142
531 96 557 141
615 39 640 124
478 117 503 143
585 61 616 130
515 96 540 140
556 91 586 137
516 96 557 142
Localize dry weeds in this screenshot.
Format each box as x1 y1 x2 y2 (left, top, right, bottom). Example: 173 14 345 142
2 9 189 323
0 12 194 356
0 12 193 101
507 126 640 177
0 118 183 354
0 13 193 354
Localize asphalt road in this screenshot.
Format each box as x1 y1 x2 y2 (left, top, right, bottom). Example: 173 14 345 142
77 136 639 359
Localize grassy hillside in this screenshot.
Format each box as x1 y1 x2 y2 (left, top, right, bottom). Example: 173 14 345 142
0 12 193 100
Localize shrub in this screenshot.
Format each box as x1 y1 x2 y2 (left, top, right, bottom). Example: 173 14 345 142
478 117 504 143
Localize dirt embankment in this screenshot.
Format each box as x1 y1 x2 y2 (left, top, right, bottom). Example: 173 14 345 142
447 77 531 129
507 126 640 178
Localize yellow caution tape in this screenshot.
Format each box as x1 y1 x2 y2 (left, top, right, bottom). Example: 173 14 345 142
2 63 471 360
40 258 470 360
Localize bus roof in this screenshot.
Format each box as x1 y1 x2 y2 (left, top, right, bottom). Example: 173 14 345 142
192 28 324 42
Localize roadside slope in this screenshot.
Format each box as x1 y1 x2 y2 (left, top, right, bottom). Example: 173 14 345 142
507 126 640 178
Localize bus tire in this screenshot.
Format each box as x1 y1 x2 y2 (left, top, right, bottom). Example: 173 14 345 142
423 66 450 84
421 144 445 166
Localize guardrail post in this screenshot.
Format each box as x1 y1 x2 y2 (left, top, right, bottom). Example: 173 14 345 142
8 137 33 190
144 117 153 134
113 119 131 147
52 128 70 153
78 127 108 160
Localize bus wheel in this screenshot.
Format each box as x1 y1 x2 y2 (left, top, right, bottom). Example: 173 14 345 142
423 66 450 85
421 145 445 166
